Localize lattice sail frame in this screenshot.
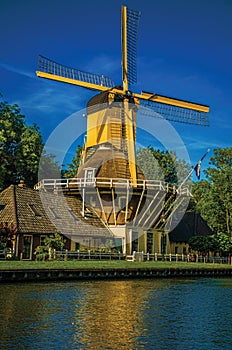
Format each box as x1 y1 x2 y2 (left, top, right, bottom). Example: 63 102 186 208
126 8 141 85
37 55 115 90
140 100 209 126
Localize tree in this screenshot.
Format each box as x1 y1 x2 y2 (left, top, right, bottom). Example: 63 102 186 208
64 145 83 178
136 146 191 184
0 223 17 251
188 235 218 255
213 232 232 256
38 151 61 181
0 99 24 189
34 231 66 261
136 147 162 180
193 148 232 236
0 95 61 189
206 148 232 236
15 124 44 187
189 233 232 256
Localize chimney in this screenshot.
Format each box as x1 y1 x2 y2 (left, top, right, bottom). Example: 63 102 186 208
18 179 26 188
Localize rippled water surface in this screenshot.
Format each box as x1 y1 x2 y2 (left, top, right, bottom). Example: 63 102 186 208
0 278 232 349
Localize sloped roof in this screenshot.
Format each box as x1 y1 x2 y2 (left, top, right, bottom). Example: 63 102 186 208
0 185 17 226
77 146 145 180
169 211 213 243
0 185 112 238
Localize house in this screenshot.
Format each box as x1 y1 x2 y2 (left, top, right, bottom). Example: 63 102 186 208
0 183 213 260
168 211 213 255
0 184 113 260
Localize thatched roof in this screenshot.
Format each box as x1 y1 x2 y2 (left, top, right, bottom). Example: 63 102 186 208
77 145 145 181
0 185 112 238
169 212 213 243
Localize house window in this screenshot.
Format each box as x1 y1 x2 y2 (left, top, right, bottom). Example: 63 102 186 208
175 246 178 254
48 207 61 219
83 238 91 248
132 230 138 252
147 231 153 254
69 210 79 221
161 234 167 255
29 204 41 217
0 204 5 211
40 235 46 246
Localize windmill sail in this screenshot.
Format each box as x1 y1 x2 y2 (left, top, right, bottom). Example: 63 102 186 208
126 8 141 85
122 6 140 91
140 99 209 126
36 55 115 91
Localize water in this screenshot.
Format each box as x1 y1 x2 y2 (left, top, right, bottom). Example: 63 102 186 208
0 278 232 349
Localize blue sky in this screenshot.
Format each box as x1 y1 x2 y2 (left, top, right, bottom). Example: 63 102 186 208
0 0 231 176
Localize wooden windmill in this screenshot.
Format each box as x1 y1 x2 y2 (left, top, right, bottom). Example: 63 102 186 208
36 6 209 231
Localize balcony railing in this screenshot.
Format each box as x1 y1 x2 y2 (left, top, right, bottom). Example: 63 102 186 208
34 177 191 196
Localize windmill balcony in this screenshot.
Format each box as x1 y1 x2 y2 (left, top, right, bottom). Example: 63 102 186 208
34 177 190 193
34 177 191 228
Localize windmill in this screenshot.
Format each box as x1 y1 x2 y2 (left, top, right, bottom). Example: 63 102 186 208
36 6 209 251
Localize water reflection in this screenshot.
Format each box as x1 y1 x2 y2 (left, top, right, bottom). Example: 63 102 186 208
73 280 151 348
0 279 232 349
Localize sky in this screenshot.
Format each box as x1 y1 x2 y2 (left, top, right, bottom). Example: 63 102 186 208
0 0 231 177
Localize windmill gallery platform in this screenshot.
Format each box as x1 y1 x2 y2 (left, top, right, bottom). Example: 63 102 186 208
34 175 210 257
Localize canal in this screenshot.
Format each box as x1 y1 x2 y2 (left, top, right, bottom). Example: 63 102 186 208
0 278 232 349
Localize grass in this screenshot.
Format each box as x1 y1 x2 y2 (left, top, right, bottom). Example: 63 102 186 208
0 260 231 270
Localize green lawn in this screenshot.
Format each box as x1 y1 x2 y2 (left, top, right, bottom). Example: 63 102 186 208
0 260 231 270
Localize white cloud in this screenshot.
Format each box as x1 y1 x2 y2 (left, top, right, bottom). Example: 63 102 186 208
0 62 35 79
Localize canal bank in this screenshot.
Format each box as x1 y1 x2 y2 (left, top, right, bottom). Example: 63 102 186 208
1 266 232 283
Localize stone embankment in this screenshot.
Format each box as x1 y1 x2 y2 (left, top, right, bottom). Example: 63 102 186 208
0 267 232 283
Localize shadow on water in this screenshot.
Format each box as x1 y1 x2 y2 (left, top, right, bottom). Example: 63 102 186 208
0 278 232 349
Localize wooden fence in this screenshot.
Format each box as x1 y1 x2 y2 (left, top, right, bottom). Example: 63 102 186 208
52 250 231 264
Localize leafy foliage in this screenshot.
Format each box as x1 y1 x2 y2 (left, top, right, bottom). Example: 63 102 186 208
189 233 232 256
193 148 232 236
213 232 232 255
136 147 162 180
38 151 61 181
34 231 66 261
64 145 83 178
188 235 218 254
136 146 191 184
0 223 17 250
0 96 61 189
15 124 44 187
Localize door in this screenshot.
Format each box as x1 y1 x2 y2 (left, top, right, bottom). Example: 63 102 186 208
147 231 153 254
131 230 138 252
22 235 33 260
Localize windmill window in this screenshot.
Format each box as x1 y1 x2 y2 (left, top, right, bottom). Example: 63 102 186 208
84 168 95 184
29 204 41 217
